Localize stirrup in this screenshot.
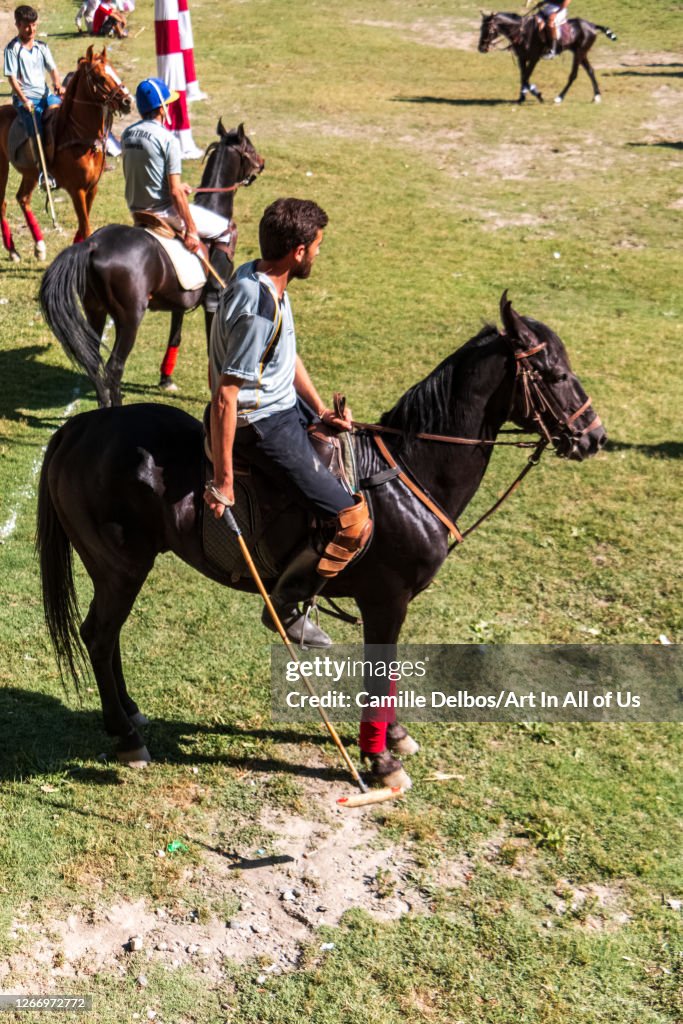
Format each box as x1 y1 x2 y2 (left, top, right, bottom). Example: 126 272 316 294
38 172 57 192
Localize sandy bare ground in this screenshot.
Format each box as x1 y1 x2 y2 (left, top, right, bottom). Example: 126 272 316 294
2 771 631 992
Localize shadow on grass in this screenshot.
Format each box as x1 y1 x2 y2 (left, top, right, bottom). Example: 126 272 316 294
610 69 683 79
627 141 683 151
392 95 513 107
607 439 683 459
0 686 346 783
0 344 88 427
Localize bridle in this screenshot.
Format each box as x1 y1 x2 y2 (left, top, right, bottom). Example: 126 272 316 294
58 60 130 159
192 140 263 194
355 333 600 550
511 339 601 450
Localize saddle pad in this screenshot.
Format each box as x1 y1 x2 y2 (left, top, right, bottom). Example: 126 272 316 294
144 229 207 291
8 117 37 168
202 472 282 582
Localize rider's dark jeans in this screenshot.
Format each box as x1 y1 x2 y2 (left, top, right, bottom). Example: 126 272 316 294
233 400 352 520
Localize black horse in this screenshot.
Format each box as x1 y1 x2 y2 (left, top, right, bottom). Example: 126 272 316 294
40 121 264 407
37 295 606 773
478 11 617 104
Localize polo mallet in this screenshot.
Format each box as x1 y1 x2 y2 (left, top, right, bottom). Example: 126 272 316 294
195 250 227 290
220 506 403 807
30 108 58 229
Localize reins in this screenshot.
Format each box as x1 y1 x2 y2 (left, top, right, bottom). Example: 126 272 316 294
190 179 252 194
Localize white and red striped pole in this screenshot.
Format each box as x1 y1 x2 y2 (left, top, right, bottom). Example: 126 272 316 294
178 0 207 102
154 0 203 158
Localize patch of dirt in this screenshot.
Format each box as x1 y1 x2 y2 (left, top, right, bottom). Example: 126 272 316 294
351 18 478 52
549 880 632 932
617 51 682 68
2 764 446 988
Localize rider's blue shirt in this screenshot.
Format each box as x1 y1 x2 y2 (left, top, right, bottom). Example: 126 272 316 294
209 261 297 424
4 37 55 103
121 117 182 212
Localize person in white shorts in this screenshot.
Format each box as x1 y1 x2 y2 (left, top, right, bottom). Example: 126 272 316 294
121 77 231 254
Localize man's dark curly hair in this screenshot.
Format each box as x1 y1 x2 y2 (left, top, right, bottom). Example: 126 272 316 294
15 6 38 23
259 198 328 261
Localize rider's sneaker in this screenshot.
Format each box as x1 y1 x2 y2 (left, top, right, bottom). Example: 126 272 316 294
158 375 178 392
261 603 332 648
543 47 557 60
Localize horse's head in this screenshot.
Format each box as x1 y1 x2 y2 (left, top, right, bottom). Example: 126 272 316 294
77 46 132 115
205 120 265 187
500 292 607 461
478 12 499 53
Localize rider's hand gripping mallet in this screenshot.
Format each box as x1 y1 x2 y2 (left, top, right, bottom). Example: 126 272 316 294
221 506 403 806
30 108 58 229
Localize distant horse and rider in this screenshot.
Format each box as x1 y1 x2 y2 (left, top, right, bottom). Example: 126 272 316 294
0 45 131 259
478 5 617 105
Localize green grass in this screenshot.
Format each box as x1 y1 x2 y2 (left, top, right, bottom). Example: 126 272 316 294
0 0 682 1020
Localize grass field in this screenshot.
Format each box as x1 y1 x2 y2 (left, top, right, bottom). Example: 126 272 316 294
0 0 682 1020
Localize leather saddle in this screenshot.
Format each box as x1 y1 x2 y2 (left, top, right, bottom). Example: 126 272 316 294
133 209 237 292
201 406 360 582
7 104 57 170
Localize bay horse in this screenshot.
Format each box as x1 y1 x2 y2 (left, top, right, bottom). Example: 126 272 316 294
478 11 617 104
0 46 131 261
39 121 264 407
37 294 606 781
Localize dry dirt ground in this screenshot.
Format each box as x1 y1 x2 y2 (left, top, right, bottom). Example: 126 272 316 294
2 752 632 992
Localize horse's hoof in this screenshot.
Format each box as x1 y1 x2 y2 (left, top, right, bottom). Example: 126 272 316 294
9 250 20 263
117 745 151 768
363 750 413 791
129 711 149 727
593 94 602 104
158 375 178 392
554 95 563 104
35 240 46 260
387 723 420 757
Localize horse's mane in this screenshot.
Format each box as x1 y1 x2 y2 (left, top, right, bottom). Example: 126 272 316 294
380 325 504 438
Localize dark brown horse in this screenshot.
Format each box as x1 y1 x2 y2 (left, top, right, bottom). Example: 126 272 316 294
39 122 264 406
0 46 131 260
478 11 617 104
37 295 606 775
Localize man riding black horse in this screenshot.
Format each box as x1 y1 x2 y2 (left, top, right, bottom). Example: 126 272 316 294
204 198 372 648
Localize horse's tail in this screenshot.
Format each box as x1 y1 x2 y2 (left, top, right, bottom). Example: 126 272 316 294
36 427 86 691
40 241 104 393
594 24 617 41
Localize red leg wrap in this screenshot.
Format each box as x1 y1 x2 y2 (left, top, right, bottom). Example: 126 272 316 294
359 677 397 754
1 218 13 251
161 346 180 378
23 208 43 242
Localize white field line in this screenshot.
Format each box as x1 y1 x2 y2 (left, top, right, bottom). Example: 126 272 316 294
0 390 81 543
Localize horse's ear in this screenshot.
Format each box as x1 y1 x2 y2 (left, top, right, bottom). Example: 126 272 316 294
101 46 107 61
216 118 226 137
499 291 537 346
85 45 94 62
237 122 245 140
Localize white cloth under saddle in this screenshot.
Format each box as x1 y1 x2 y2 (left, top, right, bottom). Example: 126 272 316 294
144 229 207 291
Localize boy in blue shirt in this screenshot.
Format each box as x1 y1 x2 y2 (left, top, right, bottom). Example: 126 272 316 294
4 5 64 141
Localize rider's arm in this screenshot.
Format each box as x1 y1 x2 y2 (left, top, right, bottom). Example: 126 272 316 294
168 172 200 253
205 373 244 515
294 354 352 431
7 75 31 109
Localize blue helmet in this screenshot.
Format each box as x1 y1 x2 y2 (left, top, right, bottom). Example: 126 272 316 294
135 77 178 116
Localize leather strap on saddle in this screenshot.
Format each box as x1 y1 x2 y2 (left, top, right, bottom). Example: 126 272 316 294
132 209 210 262
317 494 372 579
